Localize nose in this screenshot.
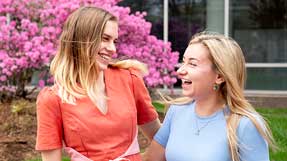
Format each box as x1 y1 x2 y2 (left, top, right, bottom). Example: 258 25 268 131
177 64 187 76
106 42 116 53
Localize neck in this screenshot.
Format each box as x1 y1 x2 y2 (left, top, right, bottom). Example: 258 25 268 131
96 71 105 91
194 93 225 117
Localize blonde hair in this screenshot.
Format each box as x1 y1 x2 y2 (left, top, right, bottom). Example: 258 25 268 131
175 31 276 161
50 6 147 106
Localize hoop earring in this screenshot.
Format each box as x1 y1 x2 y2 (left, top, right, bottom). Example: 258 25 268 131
213 83 219 91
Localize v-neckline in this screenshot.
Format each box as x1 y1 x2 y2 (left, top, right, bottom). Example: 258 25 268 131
92 69 109 116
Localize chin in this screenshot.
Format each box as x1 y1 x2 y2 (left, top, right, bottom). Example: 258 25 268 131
98 64 108 70
182 90 193 98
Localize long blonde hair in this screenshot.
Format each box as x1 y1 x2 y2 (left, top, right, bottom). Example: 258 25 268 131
174 31 276 161
50 6 147 105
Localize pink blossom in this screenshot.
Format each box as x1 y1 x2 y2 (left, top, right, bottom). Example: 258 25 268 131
0 75 7 81
0 0 179 97
38 79 45 88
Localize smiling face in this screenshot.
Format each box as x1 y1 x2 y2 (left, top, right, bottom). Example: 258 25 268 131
96 20 118 70
177 43 222 100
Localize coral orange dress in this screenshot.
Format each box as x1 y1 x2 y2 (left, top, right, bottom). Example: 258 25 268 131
36 67 158 161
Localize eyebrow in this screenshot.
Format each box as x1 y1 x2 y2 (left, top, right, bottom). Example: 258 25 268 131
102 33 118 40
183 57 199 61
102 34 112 38
103 33 117 38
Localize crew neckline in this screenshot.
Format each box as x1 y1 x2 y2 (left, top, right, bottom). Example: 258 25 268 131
191 102 228 121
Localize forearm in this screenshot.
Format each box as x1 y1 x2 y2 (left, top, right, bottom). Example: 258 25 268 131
41 149 62 161
139 119 161 140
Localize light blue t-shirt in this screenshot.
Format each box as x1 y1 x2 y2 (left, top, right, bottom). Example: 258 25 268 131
154 102 269 161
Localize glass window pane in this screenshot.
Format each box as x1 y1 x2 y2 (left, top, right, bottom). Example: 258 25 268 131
246 68 287 90
169 0 207 60
230 0 287 63
118 0 163 39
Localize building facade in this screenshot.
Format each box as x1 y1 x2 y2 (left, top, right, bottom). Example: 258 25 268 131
119 0 287 92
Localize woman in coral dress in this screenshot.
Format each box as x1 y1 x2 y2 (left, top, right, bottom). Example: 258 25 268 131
36 6 160 161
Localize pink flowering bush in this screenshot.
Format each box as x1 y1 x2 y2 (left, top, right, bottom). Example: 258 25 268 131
0 0 179 101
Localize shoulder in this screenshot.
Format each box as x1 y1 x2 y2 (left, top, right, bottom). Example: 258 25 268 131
238 116 255 132
105 67 143 90
238 114 264 129
169 101 195 111
37 86 56 100
166 102 195 117
107 66 142 78
237 114 265 139
36 86 60 108
128 67 143 78
108 67 145 86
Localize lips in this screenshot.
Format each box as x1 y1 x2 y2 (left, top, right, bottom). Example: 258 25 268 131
98 53 111 61
181 79 192 89
182 79 192 85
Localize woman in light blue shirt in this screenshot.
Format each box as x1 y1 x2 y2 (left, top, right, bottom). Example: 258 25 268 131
144 31 276 161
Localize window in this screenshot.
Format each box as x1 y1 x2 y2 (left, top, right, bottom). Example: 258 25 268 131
230 0 287 90
119 0 287 91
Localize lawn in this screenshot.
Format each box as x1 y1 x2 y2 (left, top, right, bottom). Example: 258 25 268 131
27 157 70 161
256 108 287 161
27 106 287 161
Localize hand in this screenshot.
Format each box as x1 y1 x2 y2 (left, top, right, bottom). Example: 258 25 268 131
142 140 166 161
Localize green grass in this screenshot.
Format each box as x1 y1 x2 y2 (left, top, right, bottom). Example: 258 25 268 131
152 101 165 113
26 156 70 161
256 108 287 161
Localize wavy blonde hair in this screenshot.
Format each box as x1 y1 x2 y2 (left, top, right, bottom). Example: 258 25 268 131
171 31 276 161
50 6 147 105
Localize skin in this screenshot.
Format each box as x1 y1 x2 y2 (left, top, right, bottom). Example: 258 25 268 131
41 20 160 160
177 43 225 116
143 43 225 161
94 20 119 114
41 149 61 161
140 119 161 141
96 20 118 70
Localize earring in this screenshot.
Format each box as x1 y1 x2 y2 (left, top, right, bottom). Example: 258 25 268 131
213 83 219 91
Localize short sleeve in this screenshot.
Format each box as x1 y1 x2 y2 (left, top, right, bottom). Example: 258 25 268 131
129 69 158 125
35 87 63 151
237 116 269 161
153 105 175 148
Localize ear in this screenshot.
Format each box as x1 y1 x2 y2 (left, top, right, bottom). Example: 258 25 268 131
215 73 225 84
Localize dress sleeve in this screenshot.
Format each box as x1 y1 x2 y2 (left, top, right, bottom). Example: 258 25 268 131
129 69 158 125
237 116 270 161
35 87 63 151
153 105 175 148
